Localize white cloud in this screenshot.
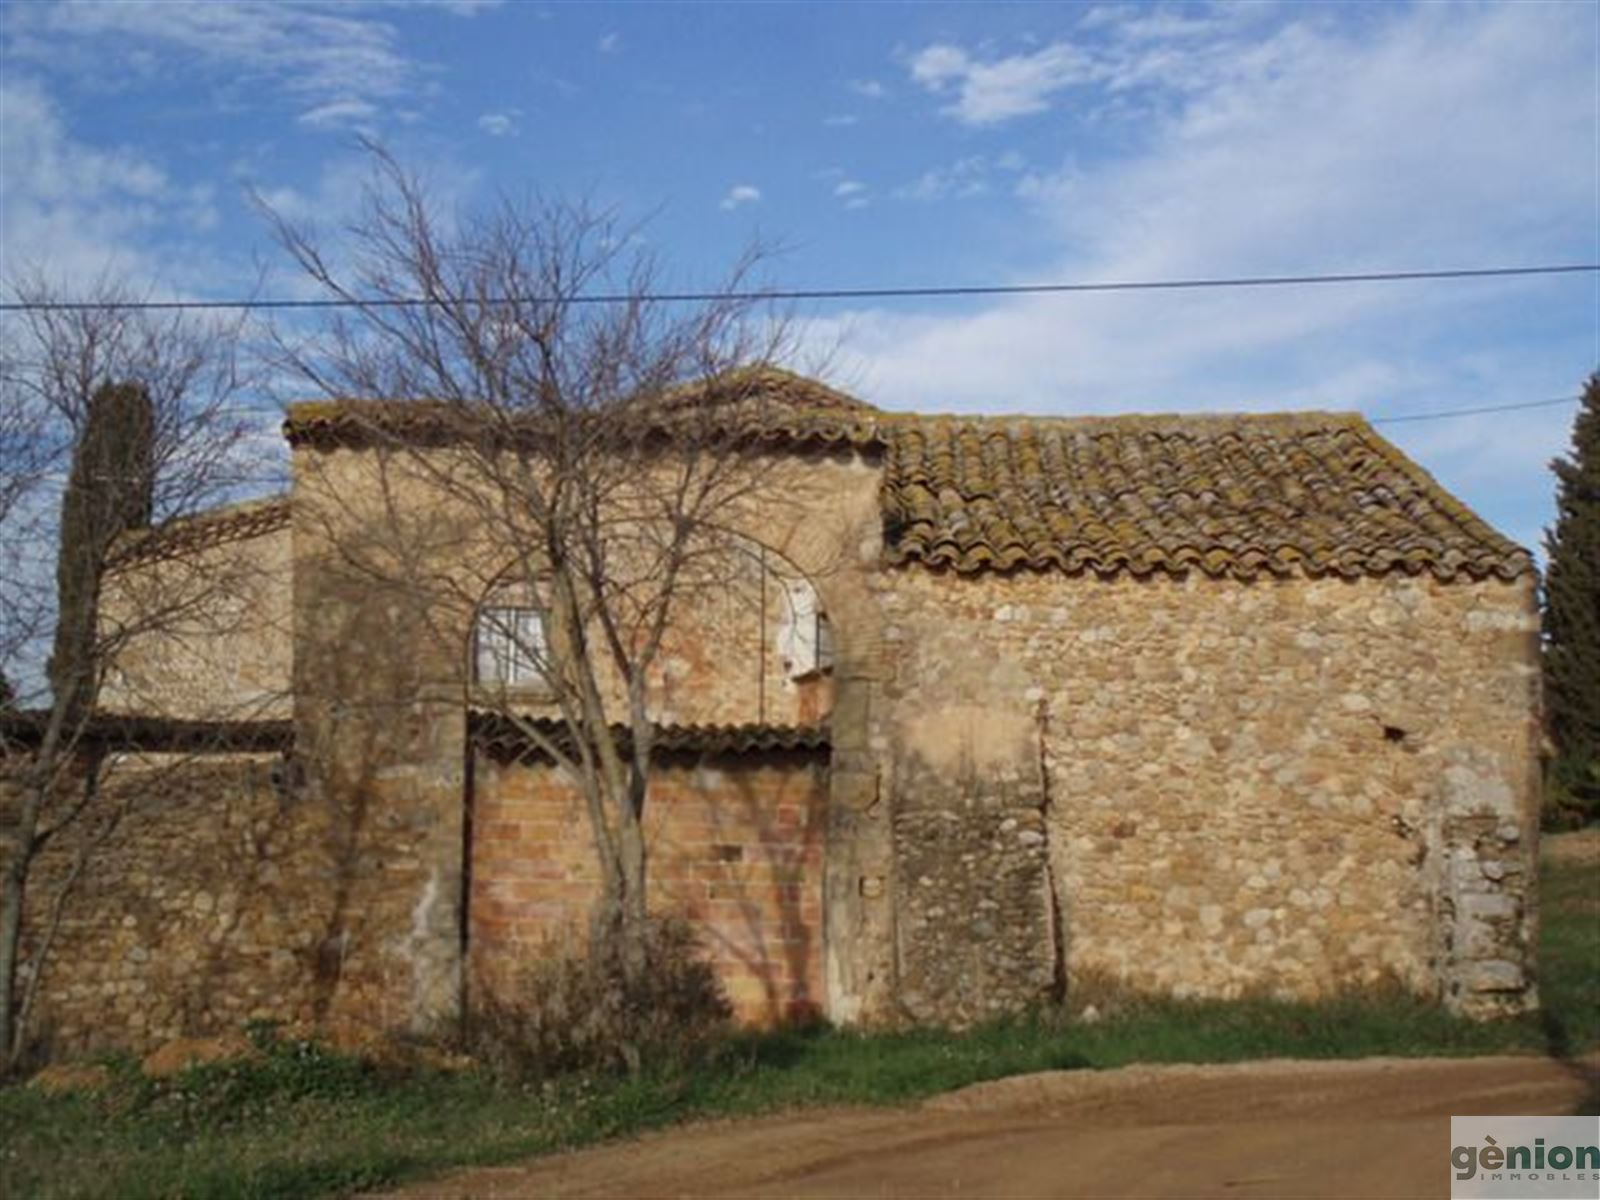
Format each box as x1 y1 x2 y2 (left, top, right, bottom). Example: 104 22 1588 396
597 31 621 53
833 179 869 209
908 40 1095 125
849 79 887 99
297 97 379 130
242 150 486 301
0 75 217 288
719 184 761 211
823 114 859 127
822 4 1596 544
1 1 488 130
894 154 1023 202
477 109 518 137
905 8 1319 128
250 184 311 222
1081 3 1251 42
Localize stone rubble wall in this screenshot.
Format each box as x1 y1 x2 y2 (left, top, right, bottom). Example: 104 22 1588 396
886 698 1058 1025
470 752 828 1023
6 560 1542 1051
5 746 829 1054
98 521 294 721
31 431 1543 1043
7 753 458 1056
877 569 1541 1020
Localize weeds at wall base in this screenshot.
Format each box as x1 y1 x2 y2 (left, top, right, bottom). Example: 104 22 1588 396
3 846 1595 1200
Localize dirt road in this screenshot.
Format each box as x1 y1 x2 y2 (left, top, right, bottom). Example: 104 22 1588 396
381 1054 1597 1198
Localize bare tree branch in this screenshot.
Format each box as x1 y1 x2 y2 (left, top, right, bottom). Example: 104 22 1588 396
261 144 804 994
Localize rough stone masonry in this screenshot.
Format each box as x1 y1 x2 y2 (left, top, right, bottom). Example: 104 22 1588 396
5 372 1542 1053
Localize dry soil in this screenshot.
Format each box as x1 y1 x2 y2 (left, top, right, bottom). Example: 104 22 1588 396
377 1052 1599 1198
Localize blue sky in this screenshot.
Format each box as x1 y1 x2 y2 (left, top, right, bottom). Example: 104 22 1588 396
1 0 1596 553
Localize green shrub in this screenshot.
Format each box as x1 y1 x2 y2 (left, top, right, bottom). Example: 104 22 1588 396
1545 756 1600 830
467 916 731 1079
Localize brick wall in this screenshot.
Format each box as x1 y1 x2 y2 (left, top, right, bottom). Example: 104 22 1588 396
469 751 828 1023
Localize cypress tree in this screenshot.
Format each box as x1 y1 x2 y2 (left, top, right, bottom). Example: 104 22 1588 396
46 381 155 719
1543 372 1600 825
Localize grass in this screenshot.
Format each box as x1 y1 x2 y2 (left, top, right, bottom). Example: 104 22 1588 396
4 839 1596 1199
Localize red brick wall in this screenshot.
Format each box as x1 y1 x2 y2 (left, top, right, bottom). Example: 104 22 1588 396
469 753 827 1023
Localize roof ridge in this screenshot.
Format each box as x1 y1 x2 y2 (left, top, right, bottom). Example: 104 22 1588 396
877 409 1368 431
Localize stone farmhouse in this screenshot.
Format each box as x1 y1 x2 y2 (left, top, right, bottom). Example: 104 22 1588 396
9 369 1542 1053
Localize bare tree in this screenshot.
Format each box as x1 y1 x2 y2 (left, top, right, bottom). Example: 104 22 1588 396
262 145 810 1000
0 273 266 1069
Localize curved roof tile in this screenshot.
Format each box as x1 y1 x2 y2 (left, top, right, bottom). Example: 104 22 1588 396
106 496 291 571
283 377 1532 583
878 412 1531 582
469 712 830 762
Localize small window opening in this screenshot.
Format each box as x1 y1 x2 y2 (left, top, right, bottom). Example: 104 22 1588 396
475 605 547 688
815 610 836 673
778 577 833 678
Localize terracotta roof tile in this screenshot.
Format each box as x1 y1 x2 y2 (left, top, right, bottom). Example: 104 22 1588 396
106 496 291 571
0 711 292 753
878 412 1531 581
282 373 1532 583
284 366 882 452
469 712 830 762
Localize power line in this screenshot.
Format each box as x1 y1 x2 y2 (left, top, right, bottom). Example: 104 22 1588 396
1367 394 1581 424
0 262 1595 314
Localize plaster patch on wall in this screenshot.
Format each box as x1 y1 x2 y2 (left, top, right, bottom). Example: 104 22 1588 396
896 705 1033 775
404 866 444 1031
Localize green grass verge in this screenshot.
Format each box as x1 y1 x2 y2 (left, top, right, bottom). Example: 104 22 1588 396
4 845 1595 1199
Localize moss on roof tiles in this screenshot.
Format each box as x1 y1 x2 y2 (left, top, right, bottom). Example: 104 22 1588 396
284 366 882 451
879 413 1532 582
282 378 1531 583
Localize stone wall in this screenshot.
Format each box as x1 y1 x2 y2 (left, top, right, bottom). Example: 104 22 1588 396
7 744 829 1053
9 563 1543 1051
288 444 872 731
99 511 294 721
10 752 457 1056
876 569 1541 1020
46 429 1543 1041
470 750 828 1023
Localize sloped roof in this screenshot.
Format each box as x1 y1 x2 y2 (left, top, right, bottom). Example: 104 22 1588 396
0 710 292 754
469 711 829 762
280 372 1531 583
106 495 291 571
283 366 881 451
878 412 1532 581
